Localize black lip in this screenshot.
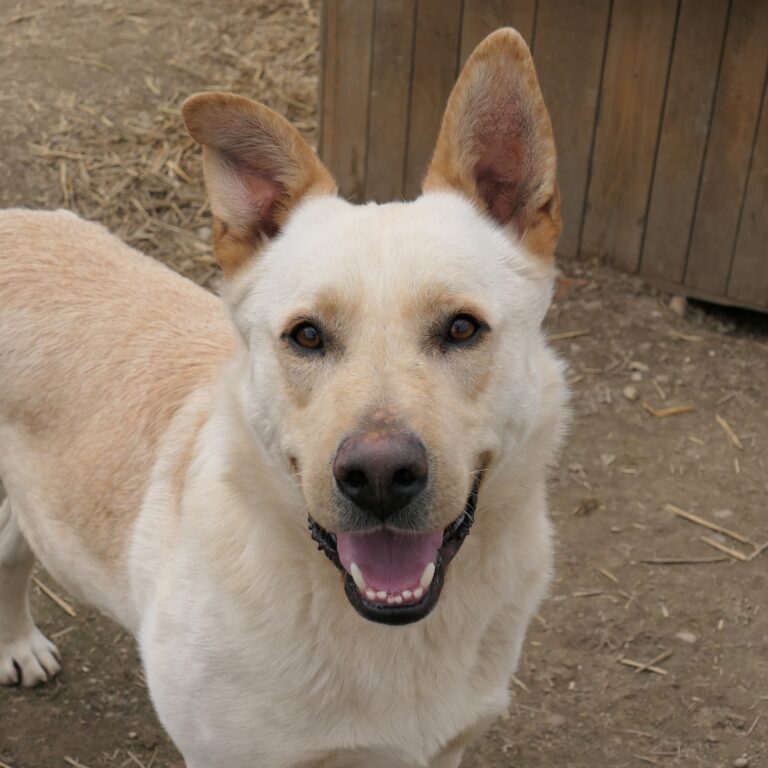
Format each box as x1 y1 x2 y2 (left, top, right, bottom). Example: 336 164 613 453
308 473 481 626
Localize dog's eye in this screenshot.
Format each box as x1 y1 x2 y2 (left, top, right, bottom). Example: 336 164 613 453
290 322 323 351
446 315 480 344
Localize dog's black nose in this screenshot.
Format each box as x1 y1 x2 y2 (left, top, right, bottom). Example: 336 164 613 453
333 431 428 520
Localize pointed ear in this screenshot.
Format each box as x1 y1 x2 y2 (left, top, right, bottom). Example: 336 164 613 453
423 28 560 261
182 92 337 275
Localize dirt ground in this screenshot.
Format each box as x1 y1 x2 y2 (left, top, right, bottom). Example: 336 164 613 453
1 2 766 767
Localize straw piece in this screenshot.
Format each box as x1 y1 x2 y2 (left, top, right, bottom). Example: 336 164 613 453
700 536 749 562
640 556 728 565
64 758 94 768
618 658 667 676
33 577 77 618
643 403 695 418
633 649 672 674
715 414 744 450
66 55 113 72
665 503 751 545
668 329 701 342
547 329 591 342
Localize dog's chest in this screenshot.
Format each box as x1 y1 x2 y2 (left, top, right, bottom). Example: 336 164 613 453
143 587 515 768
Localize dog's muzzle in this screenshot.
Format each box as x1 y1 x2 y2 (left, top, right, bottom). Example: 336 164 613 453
308 473 481 625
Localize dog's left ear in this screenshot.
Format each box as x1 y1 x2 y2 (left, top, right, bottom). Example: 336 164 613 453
182 92 337 275
423 28 560 261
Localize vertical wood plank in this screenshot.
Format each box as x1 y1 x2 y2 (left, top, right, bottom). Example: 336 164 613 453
403 0 464 200
534 0 611 260
364 0 416 202
640 0 730 284
459 0 536 64
319 0 375 202
580 0 678 270
728 82 768 307
684 0 768 294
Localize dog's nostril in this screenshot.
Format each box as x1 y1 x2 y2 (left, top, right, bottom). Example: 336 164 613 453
392 467 416 487
344 469 367 490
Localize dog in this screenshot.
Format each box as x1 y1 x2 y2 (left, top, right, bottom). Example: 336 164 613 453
0 28 566 768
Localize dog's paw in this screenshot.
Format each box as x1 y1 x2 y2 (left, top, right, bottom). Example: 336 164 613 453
0 626 60 687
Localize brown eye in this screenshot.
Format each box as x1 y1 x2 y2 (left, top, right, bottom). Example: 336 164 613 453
290 322 323 351
447 314 480 344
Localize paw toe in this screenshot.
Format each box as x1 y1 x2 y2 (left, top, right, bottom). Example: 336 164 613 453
0 629 62 687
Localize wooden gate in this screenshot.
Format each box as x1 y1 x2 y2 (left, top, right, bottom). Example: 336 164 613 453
319 0 768 312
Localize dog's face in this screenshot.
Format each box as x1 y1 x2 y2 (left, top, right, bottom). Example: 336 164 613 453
183 29 561 624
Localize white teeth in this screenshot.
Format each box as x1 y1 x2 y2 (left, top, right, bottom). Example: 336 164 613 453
419 562 435 591
356 570 433 605
350 563 367 593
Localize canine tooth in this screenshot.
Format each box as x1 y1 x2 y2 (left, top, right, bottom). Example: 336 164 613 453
350 563 367 593
402 590 412 600
365 588 376 601
376 591 387 601
419 563 435 590
413 587 424 600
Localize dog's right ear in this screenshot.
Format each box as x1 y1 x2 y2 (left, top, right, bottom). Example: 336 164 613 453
423 29 560 262
182 92 337 276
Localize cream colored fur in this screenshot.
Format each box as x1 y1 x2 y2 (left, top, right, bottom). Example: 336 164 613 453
0 29 568 768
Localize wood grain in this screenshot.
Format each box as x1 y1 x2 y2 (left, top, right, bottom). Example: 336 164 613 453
684 0 768 294
534 0 611 259
640 0 729 284
728 79 768 307
403 0 464 200
364 0 417 202
319 0 375 202
581 0 678 270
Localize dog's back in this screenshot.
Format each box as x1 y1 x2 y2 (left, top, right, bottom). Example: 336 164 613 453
0 209 235 622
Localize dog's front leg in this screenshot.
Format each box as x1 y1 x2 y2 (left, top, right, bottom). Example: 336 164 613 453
0 498 61 686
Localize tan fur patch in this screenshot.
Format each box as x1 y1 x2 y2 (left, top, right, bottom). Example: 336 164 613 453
0 210 237 572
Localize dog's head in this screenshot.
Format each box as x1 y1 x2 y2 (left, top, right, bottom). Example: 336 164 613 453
183 29 561 625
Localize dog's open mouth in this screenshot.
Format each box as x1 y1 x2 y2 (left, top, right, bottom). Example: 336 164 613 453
309 475 480 625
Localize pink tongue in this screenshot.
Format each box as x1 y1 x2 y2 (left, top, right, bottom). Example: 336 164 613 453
337 529 443 592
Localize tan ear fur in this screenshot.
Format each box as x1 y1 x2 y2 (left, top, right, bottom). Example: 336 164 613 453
423 28 561 261
182 92 337 275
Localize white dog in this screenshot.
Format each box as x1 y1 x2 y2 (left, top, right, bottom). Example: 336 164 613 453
0 29 566 768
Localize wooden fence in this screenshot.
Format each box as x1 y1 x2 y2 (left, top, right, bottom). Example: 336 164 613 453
319 0 768 312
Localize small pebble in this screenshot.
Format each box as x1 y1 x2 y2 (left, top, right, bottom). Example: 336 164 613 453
734 757 749 768
675 630 697 644
630 371 643 382
623 385 639 402
669 295 687 317
629 361 650 372
714 509 733 519
196 225 212 240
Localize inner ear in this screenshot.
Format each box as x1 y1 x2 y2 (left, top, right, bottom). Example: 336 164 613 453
183 92 336 275
423 28 560 261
